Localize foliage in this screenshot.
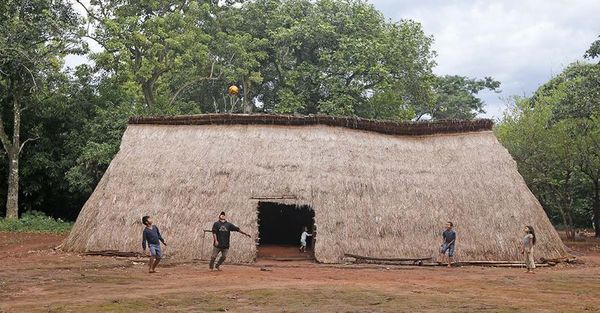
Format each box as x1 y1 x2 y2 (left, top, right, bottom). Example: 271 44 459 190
80 0 215 110
585 36 600 60
232 0 437 117
0 0 499 220
0 0 86 218
0 211 72 233
533 62 600 121
496 49 600 237
425 75 500 120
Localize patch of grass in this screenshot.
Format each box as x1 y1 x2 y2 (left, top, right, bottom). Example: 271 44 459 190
15 285 598 313
0 211 72 233
89 293 230 313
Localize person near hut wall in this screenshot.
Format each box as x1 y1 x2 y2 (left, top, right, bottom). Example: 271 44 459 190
299 226 313 253
141 215 167 273
439 222 456 267
521 225 537 274
210 211 251 271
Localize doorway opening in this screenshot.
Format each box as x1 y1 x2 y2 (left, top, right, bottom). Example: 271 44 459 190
257 201 315 260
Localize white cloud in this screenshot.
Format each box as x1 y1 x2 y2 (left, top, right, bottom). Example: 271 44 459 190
371 0 600 119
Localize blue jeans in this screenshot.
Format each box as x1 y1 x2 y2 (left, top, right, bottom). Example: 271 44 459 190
440 243 455 257
149 243 162 259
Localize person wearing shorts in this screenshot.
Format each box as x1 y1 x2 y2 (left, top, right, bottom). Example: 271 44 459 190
142 215 167 273
439 221 456 267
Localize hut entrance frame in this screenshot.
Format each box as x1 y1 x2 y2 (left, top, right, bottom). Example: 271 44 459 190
256 201 316 259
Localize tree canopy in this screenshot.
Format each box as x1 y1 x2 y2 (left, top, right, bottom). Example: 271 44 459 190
1 0 501 219
496 52 600 237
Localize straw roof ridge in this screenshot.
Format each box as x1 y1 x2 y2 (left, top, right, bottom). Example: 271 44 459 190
128 113 493 136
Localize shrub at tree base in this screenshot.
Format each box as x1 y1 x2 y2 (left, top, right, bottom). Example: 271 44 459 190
0 211 73 233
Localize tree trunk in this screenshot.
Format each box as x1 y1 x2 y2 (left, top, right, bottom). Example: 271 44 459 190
5 147 19 219
1 94 22 218
142 81 155 108
242 78 253 114
565 212 575 239
563 172 575 239
593 179 600 237
556 207 572 239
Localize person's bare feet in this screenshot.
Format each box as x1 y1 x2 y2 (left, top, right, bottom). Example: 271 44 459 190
215 267 222 271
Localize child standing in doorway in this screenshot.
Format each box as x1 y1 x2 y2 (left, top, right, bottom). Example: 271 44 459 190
299 226 312 253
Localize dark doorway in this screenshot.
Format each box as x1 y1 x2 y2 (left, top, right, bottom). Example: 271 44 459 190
257 202 315 260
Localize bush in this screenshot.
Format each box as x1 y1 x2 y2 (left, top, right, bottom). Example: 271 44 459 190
0 211 73 233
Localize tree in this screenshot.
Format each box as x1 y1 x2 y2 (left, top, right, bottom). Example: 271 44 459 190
77 0 216 110
496 96 580 239
534 62 600 121
234 0 437 117
497 53 600 237
533 59 600 236
173 4 269 113
0 0 504 221
576 117 600 236
418 75 500 120
0 0 84 218
584 35 600 61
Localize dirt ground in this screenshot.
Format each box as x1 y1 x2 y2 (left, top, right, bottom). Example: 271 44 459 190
1 232 600 313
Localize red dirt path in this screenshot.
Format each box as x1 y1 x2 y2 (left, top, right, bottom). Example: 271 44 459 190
1 232 599 312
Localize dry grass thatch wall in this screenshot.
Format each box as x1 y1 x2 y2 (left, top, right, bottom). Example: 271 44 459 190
63 121 567 263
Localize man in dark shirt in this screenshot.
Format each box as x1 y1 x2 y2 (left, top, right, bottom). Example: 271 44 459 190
210 211 251 271
141 215 167 273
439 221 456 267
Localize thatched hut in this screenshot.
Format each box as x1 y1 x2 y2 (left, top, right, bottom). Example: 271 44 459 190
63 114 567 263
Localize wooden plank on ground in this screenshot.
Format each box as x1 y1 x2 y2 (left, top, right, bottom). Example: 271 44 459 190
344 253 433 262
85 250 142 257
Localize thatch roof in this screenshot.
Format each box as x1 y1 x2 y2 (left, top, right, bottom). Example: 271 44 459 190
129 113 494 136
63 114 567 263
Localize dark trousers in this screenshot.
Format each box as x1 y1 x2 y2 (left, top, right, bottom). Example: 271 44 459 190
209 247 229 269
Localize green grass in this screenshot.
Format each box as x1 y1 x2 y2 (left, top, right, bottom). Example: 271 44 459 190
0 211 73 233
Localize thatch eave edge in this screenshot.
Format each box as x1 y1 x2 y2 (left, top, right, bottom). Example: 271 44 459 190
128 114 493 136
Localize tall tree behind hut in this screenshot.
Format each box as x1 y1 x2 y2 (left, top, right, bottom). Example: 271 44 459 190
0 0 85 218
497 37 600 237
76 0 250 112
233 0 438 117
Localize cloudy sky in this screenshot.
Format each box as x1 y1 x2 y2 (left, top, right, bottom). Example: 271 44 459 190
370 0 600 119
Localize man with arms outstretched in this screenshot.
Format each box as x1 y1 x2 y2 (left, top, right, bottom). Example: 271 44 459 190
210 211 251 271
